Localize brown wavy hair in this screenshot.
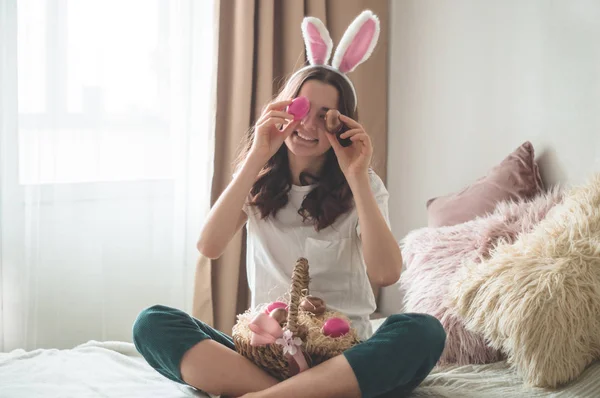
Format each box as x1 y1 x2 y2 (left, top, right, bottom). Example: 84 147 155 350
234 66 359 231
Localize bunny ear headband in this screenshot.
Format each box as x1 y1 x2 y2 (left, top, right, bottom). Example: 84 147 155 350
291 10 380 109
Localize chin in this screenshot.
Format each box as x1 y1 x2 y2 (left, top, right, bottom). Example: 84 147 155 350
288 146 325 158
286 142 330 158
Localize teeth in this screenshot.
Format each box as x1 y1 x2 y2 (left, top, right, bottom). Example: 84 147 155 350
296 132 317 141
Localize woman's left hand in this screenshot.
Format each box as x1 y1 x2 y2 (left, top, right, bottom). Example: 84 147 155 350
325 114 373 181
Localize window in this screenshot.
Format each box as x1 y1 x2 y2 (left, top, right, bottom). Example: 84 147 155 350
17 0 180 185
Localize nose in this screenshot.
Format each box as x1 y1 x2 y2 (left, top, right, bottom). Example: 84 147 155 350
301 111 319 132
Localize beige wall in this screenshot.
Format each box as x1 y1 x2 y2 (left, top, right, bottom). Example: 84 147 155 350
386 0 600 241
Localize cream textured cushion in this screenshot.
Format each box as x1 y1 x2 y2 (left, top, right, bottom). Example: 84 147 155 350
449 174 600 388
400 188 562 366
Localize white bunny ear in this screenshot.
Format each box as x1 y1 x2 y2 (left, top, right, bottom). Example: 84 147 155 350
301 16 333 65
331 10 380 73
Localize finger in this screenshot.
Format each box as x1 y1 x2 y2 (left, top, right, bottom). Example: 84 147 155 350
325 129 343 152
281 120 300 138
265 99 294 112
339 128 363 139
257 110 292 125
339 114 363 129
258 117 287 130
350 132 371 145
350 133 373 153
265 110 294 121
350 132 372 149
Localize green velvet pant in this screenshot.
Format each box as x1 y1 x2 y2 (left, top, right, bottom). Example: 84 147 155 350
133 305 445 397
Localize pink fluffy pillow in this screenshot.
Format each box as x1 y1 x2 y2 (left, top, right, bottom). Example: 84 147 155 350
400 188 563 365
427 141 544 228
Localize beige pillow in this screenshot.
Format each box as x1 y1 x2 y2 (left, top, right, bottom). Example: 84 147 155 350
449 174 600 388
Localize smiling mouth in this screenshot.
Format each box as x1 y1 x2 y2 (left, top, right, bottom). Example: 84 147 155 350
294 131 318 142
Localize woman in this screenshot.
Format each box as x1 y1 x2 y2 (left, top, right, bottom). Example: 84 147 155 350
133 11 445 398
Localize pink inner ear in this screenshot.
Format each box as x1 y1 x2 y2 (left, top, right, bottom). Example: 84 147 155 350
339 19 376 72
307 23 329 65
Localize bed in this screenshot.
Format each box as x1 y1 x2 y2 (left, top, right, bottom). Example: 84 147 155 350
2 318 599 397
2 148 598 397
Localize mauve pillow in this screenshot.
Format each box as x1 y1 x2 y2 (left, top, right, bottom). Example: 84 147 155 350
427 141 544 228
400 187 563 366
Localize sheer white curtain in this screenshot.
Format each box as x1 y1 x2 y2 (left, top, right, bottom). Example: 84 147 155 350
0 0 216 351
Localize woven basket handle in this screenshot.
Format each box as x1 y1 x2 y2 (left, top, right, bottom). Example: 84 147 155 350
286 257 310 337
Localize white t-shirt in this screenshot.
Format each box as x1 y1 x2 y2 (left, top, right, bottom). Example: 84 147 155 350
242 169 391 341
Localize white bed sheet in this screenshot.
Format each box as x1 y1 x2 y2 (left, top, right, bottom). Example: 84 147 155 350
0 340 209 398
412 360 600 398
1 322 599 398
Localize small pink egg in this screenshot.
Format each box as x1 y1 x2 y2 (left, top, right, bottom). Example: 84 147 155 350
322 317 350 338
286 96 310 120
265 301 288 314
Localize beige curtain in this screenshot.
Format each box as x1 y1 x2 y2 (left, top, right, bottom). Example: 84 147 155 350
194 0 390 334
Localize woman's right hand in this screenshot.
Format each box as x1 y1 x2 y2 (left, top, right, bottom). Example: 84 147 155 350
249 100 300 164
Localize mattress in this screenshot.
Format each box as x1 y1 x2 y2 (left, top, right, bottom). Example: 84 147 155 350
1 321 598 398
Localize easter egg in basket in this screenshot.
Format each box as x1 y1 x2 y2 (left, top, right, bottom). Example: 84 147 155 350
232 257 360 380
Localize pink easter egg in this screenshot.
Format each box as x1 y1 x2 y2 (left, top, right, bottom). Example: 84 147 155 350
265 301 288 314
322 317 350 338
286 96 310 120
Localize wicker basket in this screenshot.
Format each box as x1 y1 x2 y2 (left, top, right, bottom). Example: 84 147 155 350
232 257 360 380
